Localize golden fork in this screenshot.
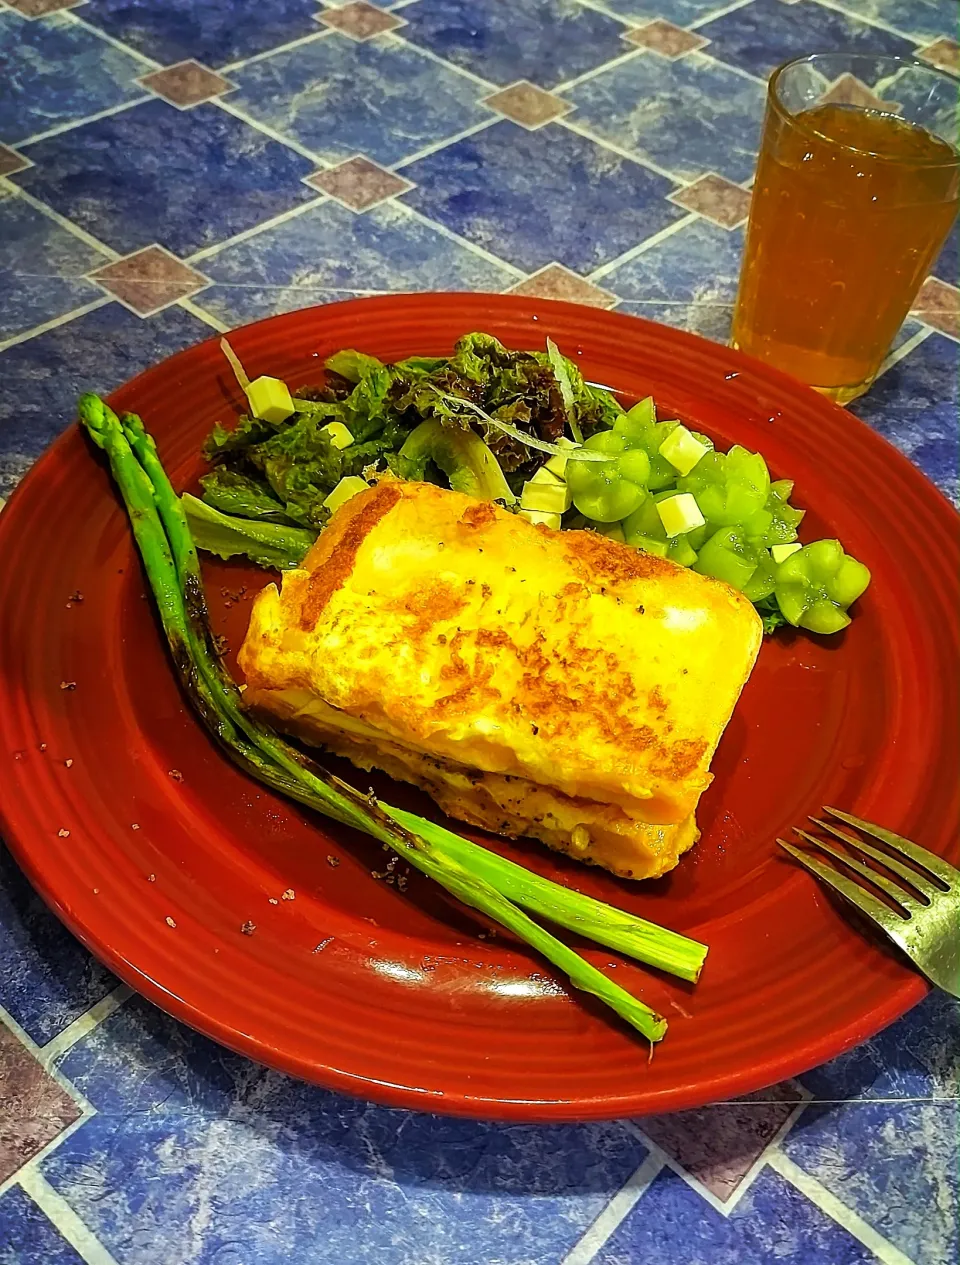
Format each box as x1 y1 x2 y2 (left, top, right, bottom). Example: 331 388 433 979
778 807 960 999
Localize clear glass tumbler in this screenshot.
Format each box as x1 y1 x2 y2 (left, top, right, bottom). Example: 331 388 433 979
732 54 959 404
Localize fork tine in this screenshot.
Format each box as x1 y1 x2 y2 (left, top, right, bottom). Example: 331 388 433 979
812 818 943 902
794 827 915 912
777 839 909 931
822 807 956 889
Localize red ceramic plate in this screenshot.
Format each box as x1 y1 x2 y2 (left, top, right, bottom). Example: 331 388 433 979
1 295 957 1121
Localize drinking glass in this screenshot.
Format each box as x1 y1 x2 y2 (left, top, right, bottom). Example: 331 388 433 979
732 54 959 404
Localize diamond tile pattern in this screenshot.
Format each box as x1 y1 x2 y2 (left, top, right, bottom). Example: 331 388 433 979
401 0 630 90
671 172 752 228
89 245 209 315
508 264 616 308
697 0 914 80
567 52 766 184
12 99 318 256
318 1 405 40
307 156 413 210
624 20 709 57
0 1024 81 1183
228 33 489 167
911 277 960 340
483 82 572 130
401 120 686 273
79 0 323 68
0 9 148 146
138 61 235 108
1 0 959 1258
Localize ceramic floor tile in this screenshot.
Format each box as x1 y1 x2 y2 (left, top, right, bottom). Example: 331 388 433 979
401 119 685 273
0 1023 81 1183
601 218 744 344
826 0 959 43
566 51 766 184
195 199 515 327
697 0 914 81
228 33 489 167
783 1096 959 1265
0 10 148 146
594 1164 881 1264
317 1 406 40
12 99 318 257
138 60 235 108
0 301 212 499
401 0 629 90
0 1185 87 1265
596 0 734 24
0 188 110 341
851 331 960 504
0 844 117 1044
41 996 651 1265
79 0 323 70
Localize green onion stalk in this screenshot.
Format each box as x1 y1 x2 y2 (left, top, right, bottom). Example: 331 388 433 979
79 394 708 1044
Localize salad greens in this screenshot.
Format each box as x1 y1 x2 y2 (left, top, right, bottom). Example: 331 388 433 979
197 331 870 634
79 393 712 1044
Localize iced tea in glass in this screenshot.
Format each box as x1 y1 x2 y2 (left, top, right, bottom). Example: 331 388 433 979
733 54 959 403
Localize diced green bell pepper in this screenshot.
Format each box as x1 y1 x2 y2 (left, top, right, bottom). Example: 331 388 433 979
565 429 651 523
774 539 871 634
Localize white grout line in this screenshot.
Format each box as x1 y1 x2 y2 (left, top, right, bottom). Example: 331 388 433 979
876 325 934 377
570 0 631 27
552 45 644 94
187 195 325 262
388 31 499 91
58 9 162 69
0 296 113 355
3 183 120 260
692 48 767 86
689 0 757 29
803 0 921 42
392 201 527 277
560 1150 665 1265
18 1171 122 1265
393 115 499 169
589 212 699 280
16 96 152 149
37 985 132 1071
768 1151 919 1265
218 27 332 73
557 116 684 185
214 97 328 164
178 296 230 331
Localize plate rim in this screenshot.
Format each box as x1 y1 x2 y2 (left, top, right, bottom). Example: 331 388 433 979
1 293 956 1121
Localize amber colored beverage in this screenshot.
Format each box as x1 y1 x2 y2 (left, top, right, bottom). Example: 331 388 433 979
733 56 959 403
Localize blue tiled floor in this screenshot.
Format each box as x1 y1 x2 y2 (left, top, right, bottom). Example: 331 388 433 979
595 1166 880 1264
0 302 212 498
197 200 516 327
401 0 629 90
697 0 915 80
851 331 960 503
79 0 323 70
228 32 489 167
933 219 958 286
0 1186 86 1265
602 218 744 343
827 0 959 42
0 191 109 343
401 119 685 273
12 99 318 258
42 997 651 1265
598 0 731 24
565 51 766 184
0 10 148 146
